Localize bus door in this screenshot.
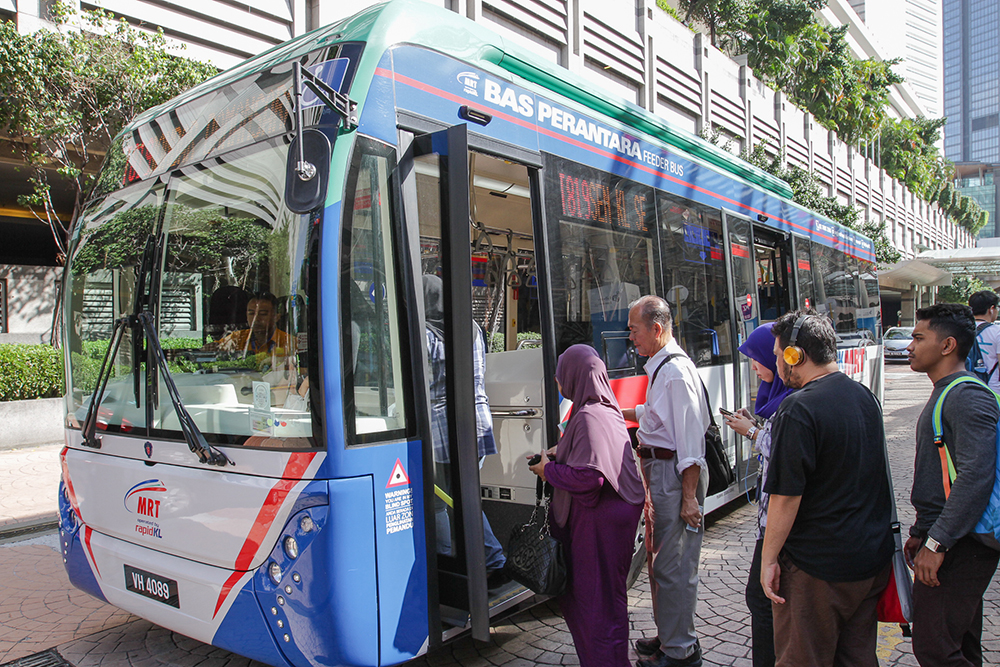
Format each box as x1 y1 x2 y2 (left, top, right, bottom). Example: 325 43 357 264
722 212 756 410
721 211 762 491
751 225 793 325
398 122 553 642
396 124 490 643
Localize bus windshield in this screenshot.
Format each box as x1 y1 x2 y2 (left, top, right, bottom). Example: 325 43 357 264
65 137 319 449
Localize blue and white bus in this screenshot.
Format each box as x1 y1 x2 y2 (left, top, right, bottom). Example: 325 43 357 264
59 1 883 664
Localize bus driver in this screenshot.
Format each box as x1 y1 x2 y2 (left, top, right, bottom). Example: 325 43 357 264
207 292 293 356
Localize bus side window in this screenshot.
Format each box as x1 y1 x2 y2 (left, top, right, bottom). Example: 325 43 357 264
656 198 733 367
342 137 410 442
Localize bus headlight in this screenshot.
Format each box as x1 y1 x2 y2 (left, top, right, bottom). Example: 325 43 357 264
269 561 282 584
299 515 314 533
283 536 299 560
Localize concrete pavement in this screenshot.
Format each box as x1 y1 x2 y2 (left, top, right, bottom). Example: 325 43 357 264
1 366 997 667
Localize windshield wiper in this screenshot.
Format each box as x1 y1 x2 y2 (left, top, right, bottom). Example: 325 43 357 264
81 315 129 449
136 311 232 467
79 235 232 466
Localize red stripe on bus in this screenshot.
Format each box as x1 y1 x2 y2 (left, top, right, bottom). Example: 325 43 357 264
84 526 100 578
213 452 317 617
377 67 876 262
60 448 84 523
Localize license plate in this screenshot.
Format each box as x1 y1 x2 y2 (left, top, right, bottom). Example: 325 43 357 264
124 565 180 608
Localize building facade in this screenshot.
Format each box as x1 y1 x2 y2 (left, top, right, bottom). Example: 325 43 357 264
942 0 1000 240
846 0 942 119
0 0 973 342
943 0 1000 165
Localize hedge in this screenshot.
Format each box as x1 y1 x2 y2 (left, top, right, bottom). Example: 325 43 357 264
0 344 65 402
1 337 204 402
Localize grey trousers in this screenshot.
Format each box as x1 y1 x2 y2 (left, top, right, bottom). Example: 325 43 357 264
641 456 707 660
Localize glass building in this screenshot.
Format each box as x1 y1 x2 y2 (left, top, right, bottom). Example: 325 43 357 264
944 0 1000 239
943 0 1000 164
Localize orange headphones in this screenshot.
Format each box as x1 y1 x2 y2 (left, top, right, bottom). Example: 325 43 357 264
782 315 809 367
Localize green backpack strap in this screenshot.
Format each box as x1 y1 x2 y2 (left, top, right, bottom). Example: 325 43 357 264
932 375 998 490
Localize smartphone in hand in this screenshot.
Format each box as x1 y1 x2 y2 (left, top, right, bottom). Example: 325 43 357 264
718 407 735 418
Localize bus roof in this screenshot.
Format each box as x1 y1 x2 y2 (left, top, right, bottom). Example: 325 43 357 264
123 0 793 200
111 0 888 258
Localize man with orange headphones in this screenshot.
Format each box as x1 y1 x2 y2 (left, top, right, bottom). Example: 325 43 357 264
760 310 894 667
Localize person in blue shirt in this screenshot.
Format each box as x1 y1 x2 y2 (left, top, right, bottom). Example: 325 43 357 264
423 275 506 583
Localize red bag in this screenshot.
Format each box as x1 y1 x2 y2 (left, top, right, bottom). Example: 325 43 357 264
876 523 913 633
876 557 909 623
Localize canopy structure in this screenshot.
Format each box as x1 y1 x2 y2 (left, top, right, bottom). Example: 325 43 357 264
916 248 1000 287
879 258 953 291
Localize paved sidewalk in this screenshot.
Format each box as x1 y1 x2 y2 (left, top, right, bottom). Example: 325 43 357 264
0 443 62 532
0 367 997 667
0 538 136 664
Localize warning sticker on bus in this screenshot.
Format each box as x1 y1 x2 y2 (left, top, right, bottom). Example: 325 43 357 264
386 459 409 488
386 487 414 534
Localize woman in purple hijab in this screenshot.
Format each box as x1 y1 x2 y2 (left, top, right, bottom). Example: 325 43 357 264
528 344 644 667
722 323 794 667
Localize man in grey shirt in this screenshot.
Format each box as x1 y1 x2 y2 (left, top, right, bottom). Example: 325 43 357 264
906 303 1000 667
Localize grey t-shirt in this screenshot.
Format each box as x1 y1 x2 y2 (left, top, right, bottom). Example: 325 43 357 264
911 371 999 549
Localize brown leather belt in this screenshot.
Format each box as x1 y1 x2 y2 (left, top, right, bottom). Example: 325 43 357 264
636 446 675 460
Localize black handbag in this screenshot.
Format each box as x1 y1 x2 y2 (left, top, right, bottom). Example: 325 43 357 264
504 475 567 596
653 354 735 496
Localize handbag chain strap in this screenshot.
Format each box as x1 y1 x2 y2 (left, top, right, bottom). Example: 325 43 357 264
526 471 554 536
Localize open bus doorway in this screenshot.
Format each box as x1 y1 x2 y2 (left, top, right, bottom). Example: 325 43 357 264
400 126 552 641
751 225 793 325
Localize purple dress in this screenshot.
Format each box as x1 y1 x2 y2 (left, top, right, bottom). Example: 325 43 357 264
546 345 645 667
547 464 643 667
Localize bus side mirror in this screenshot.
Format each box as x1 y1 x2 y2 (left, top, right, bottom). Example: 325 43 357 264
285 129 332 214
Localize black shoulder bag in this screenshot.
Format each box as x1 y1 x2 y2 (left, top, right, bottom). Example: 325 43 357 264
652 353 734 496
503 460 568 596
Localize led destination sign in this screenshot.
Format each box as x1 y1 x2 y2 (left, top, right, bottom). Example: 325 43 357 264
550 157 654 234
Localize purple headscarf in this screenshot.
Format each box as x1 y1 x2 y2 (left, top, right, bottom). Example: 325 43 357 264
738 323 794 419
551 345 645 527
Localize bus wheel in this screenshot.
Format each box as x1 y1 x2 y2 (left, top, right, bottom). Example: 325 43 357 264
627 514 646 588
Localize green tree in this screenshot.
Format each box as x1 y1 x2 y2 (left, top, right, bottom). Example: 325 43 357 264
660 0 983 236
676 0 754 48
0 3 218 256
741 143 900 264
937 275 993 305
878 117 946 198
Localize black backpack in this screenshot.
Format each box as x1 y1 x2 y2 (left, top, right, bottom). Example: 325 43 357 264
966 322 998 384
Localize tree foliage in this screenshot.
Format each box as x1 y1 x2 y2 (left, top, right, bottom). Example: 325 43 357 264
0 3 218 255
937 275 993 306
664 0 983 236
741 143 901 264
732 2 902 144
72 204 269 284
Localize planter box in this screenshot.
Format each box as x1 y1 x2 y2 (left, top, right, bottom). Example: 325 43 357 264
0 397 64 449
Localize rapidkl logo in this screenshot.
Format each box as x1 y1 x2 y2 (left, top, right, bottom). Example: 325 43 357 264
125 479 166 539
457 71 480 96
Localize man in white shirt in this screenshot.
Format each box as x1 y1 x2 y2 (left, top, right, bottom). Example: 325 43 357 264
968 290 1000 393
622 295 709 667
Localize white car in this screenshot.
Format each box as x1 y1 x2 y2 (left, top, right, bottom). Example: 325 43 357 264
882 327 914 361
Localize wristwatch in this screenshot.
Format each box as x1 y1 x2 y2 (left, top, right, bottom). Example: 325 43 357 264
925 536 947 553
746 425 758 440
